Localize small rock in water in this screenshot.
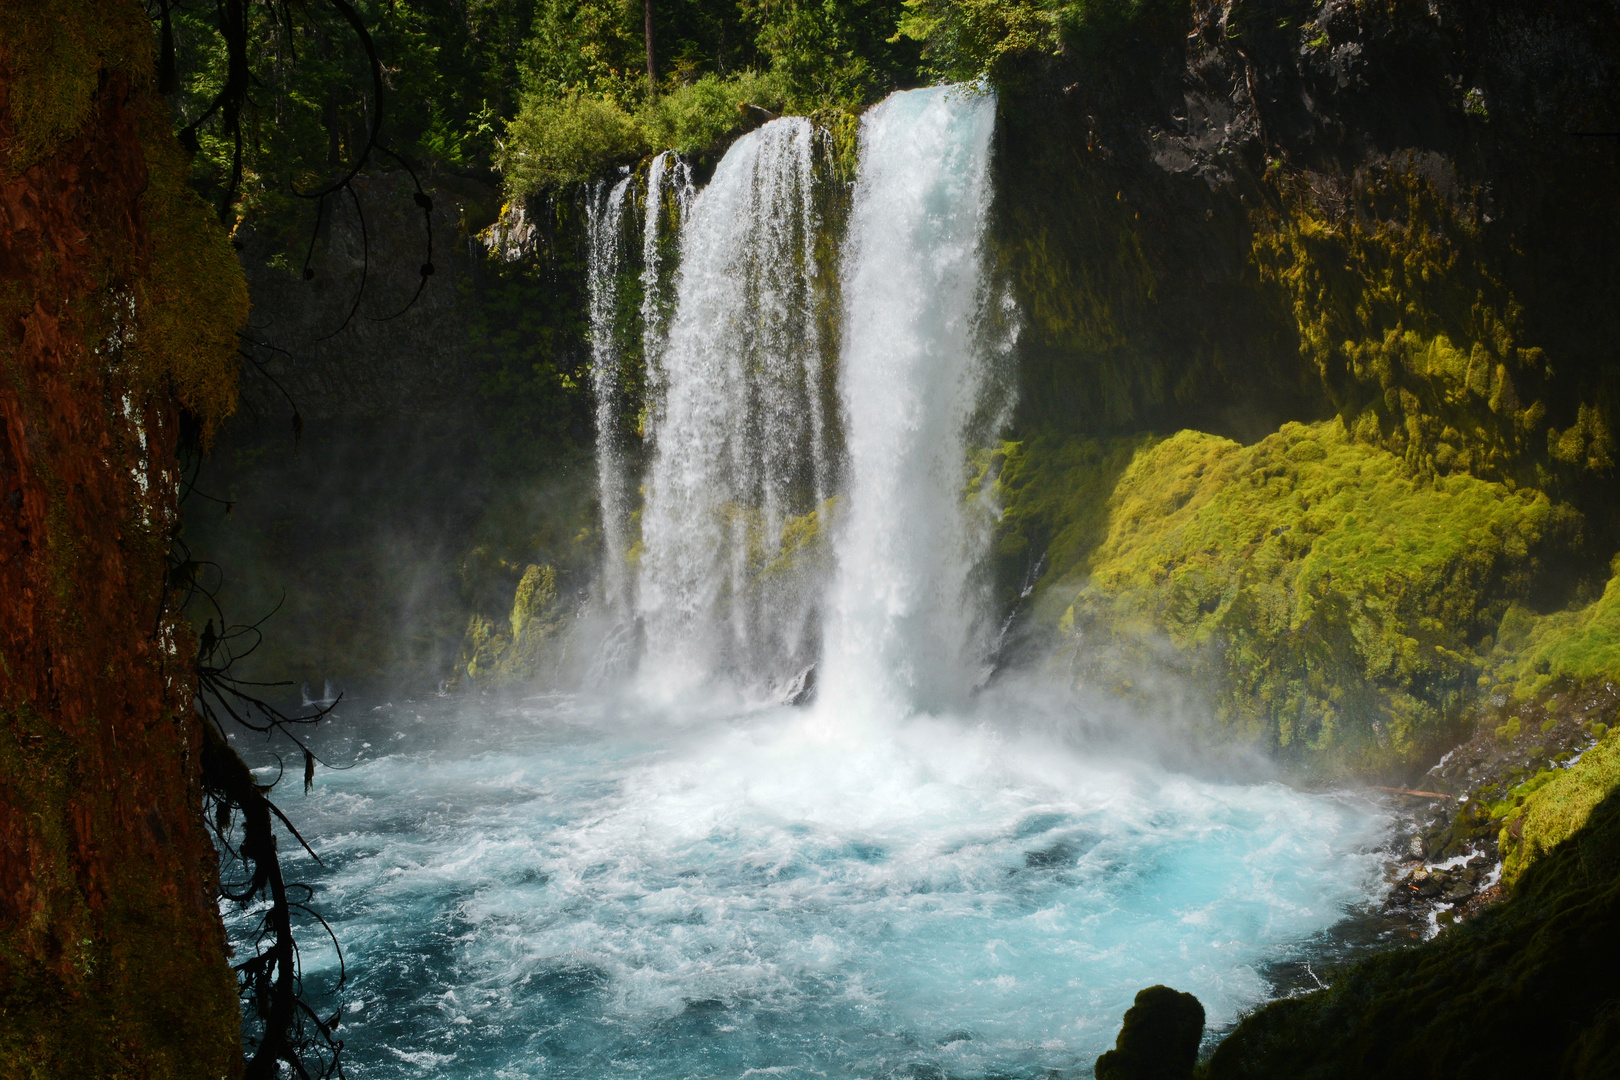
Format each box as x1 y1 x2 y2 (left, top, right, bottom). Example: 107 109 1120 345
782 663 816 706
1095 985 1205 1080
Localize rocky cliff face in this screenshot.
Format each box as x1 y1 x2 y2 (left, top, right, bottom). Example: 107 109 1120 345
190 175 600 689
0 5 245 1075
1000 0 1620 487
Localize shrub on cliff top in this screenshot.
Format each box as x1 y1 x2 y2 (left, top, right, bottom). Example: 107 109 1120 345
895 0 1187 82
499 71 789 195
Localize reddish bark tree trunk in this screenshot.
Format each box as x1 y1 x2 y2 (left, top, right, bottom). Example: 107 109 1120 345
0 9 245 1076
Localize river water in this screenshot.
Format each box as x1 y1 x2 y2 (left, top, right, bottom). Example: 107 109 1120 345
243 692 1386 1079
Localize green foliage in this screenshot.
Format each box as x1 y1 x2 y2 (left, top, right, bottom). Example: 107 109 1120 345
1001 420 1579 770
895 0 1186 82
521 0 648 101
500 90 647 191
500 0 912 198
168 0 538 232
498 70 793 193
645 71 788 149
743 0 922 106
894 0 1057 82
500 0 919 193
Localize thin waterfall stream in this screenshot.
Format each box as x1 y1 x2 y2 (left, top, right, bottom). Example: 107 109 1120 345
251 87 1393 1079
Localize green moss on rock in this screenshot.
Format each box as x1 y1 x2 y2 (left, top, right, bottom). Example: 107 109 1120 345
1500 726 1620 888
1490 556 1620 702
1002 420 1579 770
1252 154 1612 487
457 563 571 687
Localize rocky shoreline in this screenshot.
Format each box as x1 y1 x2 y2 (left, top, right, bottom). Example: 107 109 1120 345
1377 680 1619 933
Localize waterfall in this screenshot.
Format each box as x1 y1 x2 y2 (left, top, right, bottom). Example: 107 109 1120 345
628 88 999 708
819 86 1001 717
586 175 634 619
637 117 828 689
639 151 694 382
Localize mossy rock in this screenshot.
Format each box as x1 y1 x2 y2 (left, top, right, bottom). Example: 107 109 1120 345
1491 555 1620 703
1500 726 1620 888
456 563 573 687
999 419 1581 771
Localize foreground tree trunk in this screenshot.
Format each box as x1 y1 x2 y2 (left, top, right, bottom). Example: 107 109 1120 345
644 0 658 94
0 3 248 1076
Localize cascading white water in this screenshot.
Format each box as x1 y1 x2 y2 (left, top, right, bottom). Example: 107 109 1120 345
820 85 1001 718
639 151 695 383
637 117 828 689
586 175 634 619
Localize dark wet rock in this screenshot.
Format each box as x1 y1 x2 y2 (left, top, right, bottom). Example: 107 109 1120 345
1024 840 1078 869
783 663 816 706
681 997 727 1014
1094 985 1205 1080
1374 680 1620 931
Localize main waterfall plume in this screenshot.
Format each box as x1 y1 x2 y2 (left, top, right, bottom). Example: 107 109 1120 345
820 85 1001 718
628 89 1002 705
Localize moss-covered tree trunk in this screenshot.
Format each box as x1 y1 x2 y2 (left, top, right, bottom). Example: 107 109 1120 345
0 3 248 1076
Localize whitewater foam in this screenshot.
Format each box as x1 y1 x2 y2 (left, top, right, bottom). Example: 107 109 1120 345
255 696 1390 1079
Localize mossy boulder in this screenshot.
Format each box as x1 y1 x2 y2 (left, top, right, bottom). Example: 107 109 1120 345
456 563 572 687
997 419 1581 772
